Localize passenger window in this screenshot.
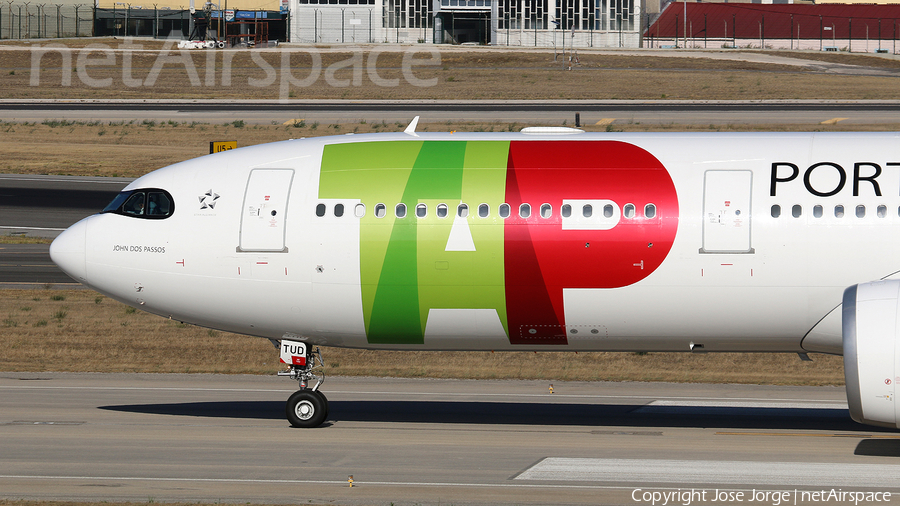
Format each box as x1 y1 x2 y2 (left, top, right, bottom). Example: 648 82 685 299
499 203 510 219
835 205 845 218
792 205 801 218
813 205 823 218
375 203 386 218
540 204 551 219
856 205 866 218
519 203 531 218
416 203 427 218
561 204 571 218
355 203 366 218
582 204 592 218
457 203 468 218
603 204 613 218
316 203 326 217
437 203 448 218
624 204 635 219
395 203 407 218
771 205 781 218
878 205 887 218
334 203 344 217
478 203 490 218
644 204 656 219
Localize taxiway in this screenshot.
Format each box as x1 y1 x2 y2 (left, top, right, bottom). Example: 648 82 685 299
0 373 897 506
3 99 900 126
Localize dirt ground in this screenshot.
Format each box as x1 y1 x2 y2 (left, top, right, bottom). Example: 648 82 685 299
0 288 845 385
5 119 900 178
1 39 899 100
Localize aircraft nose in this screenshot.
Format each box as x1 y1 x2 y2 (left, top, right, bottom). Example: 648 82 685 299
50 219 87 283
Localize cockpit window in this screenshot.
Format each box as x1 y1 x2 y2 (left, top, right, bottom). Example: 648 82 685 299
102 191 132 214
123 192 146 215
101 189 175 219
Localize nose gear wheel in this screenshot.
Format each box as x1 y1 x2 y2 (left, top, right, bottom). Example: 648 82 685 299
277 344 328 428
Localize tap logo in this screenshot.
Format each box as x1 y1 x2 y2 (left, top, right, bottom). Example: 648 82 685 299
319 139 679 346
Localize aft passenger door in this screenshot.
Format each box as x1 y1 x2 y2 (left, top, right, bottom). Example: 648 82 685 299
238 169 294 252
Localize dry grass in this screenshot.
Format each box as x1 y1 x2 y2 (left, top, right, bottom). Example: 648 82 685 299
760 49 900 69
0 234 52 244
4 119 900 178
0 289 844 385
0 502 317 506
0 41 899 100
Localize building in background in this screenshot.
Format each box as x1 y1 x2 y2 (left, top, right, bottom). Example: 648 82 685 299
0 0 642 46
289 0 642 46
646 2 900 52
88 7 286 41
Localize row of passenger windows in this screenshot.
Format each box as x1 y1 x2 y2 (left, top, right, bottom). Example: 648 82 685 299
315 202 658 220
771 204 898 219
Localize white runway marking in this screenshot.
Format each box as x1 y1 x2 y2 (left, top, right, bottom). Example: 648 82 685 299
0 384 845 405
0 176 133 184
516 458 899 487
0 226 66 231
0 474 621 490
636 400 848 411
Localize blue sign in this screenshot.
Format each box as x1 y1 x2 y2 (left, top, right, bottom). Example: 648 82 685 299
211 10 271 18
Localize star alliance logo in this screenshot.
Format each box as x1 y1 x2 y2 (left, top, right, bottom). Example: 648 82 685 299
199 189 220 210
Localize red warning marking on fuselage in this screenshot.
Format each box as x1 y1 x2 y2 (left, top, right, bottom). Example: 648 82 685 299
503 140 679 345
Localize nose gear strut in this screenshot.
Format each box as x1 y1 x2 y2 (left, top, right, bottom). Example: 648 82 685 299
277 340 328 428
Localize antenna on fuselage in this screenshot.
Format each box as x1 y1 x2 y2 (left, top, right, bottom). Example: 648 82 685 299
403 116 420 137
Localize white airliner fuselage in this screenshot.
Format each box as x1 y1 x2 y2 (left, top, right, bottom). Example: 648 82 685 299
50 130 900 428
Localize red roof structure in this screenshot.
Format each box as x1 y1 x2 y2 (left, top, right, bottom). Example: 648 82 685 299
647 3 900 40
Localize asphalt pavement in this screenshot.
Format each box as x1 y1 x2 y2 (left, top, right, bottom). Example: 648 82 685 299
1 374 895 506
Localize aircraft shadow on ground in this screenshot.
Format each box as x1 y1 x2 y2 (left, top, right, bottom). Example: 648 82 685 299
854 438 900 457
98 400 892 433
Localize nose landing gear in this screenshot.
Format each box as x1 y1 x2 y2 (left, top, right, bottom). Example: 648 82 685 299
277 340 328 428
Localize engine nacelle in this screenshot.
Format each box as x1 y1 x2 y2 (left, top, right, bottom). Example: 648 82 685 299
843 281 900 429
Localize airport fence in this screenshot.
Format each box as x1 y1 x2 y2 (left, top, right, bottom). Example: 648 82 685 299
646 36 900 53
1 4 93 39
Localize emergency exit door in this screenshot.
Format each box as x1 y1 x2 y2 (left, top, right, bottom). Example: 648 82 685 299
701 170 754 254
238 169 294 252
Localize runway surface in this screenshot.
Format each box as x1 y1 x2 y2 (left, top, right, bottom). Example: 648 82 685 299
0 243 68 286
0 174 132 286
0 373 898 506
3 99 900 126
0 174 131 233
